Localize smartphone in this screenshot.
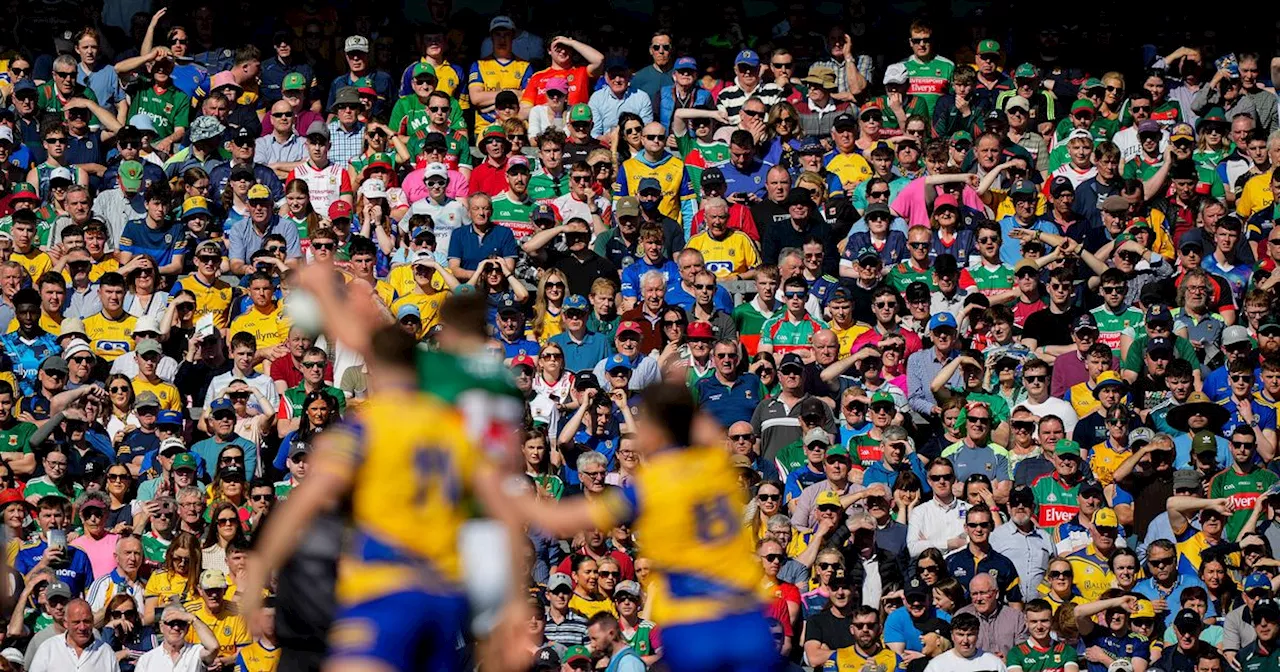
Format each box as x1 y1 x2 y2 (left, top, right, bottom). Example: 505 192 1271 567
48 529 66 551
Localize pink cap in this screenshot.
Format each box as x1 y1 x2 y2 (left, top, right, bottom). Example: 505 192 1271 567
933 193 960 210
545 77 568 94
210 71 240 91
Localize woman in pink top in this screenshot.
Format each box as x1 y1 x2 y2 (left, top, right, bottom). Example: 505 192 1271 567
71 491 121 578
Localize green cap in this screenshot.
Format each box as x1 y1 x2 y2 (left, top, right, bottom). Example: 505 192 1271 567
977 39 1001 55
171 453 198 471
118 160 143 191
481 124 507 142
1198 107 1227 124
1192 430 1218 454
1013 62 1039 78
281 72 307 92
1080 77 1104 91
412 62 437 79
949 130 973 143
825 444 850 459
870 390 895 406
1054 439 1082 458
1070 99 1097 114
563 646 591 664
569 103 592 123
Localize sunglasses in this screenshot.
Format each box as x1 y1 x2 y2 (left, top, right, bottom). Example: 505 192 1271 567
762 553 784 563
757 492 779 501
1047 570 1073 579
928 473 955 482
966 521 994 530
741 109 765 118
110 609 137 618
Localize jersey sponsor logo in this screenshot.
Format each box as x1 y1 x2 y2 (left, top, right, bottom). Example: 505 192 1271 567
1228 492 1261 511
1039 504 1078 527
705 261 734 274
95 340 132 355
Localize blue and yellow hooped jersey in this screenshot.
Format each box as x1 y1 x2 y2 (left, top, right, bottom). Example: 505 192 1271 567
588 445 762 625
323 389 486 604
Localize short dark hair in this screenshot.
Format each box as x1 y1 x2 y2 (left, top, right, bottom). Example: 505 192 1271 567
951 612 980 634
729 130 755 149
98 272 126 289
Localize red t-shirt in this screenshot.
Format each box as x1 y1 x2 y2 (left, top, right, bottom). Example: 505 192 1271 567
269 356 334 389
469 161 510 197
522 66 591 107
763 581 801 636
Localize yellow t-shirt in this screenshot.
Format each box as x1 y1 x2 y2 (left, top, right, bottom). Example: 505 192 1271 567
175 275 234 329
686 230 760 277
390 291 447 338
229 304 291 351
12 249 51 281
83 311 138 361
568 592 618 619
144 570 190 606
185 599 251 658
830 322 871 358
132 378 182 411
5 310 61 334
235 640 281 672
1068 381 1101 419
1089 440 1131 486
89 257 120 282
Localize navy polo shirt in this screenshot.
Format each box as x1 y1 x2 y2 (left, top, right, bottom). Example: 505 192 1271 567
694 373 765 428
447 223 518 271
945 546 1023 604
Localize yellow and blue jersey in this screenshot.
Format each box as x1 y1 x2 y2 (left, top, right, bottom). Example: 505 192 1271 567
83 311 137 361
821 150 873 196
615 154 697 225
1066 543 1116 602
235 639 280 672
587 445 762 626
323 388 484 604
824 645 902 672
172 275 235 329
228 304 291 352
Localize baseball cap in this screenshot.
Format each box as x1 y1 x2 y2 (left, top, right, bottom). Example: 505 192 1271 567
1091 371 1127 396
870 391 896 407
247 184 271 201
135 339 163 357
62 338 93 360
856 246 881 263
803 427 831 446
327 201 352 221
1013 259 1039 276
614 580 642 598
976 39 1001 54
505 156 530 174
544 77 568 94
927 312 958 331
1054 439 1082 458
563 646 591 664
171 453 198 471
9 182 37 202
815 490 843 507
305 120 330 141
209 398 235 415
546 573 573 592
674 56 697 72
1048 175 1075 196
134 391 161 409
700 167 726 186
532 203 559 223
1004 95 1031 112
1009 178 1037 197
489 15 516 32
1246 573 1272 590
199 569 229 590
40 355 68 374
281 72 307 92
568 104 592 123
687 322 714 340
396 304 422 321
605 354 633 373
1136 119 1161 136
1170 123 1195 142
117 160 143 192
779 352 805 373
883 63 908 85
562 295 588 312
510 354 536 371
734 50 760 67
1008 485 1035 509
637 177 662 194
616 320 643 337
832 111 858 130
1132 599 1157 620
1128 427 1155 448
1254 599 1280 622
1145 303 1173 324
1013 63 1039 78
1173 608 1202 633
1223 325 1253 347
1192 430 1218 454
1093 507 1119 529
158 435 185 454
1259 313 1280 336
181 196 212 220
1146 336 1173 355
615 196 640 218
344 35 370 53
864 202 892 219
424 162 449 180
45 581 72 601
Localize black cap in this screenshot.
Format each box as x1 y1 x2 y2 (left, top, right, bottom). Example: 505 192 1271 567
533 646 561 670
231 125 256 143
1173 608 1202 633
1008 485 1036 509
574 371 600 391
829 567 851 588
495 90 520 108
785 188 814 208
1079 480 1105 498
933 253 959 277
701 167 726 186
905 577 929 599
1049 175 1075 196
230 165 255 182
905 281 931 303
423 132 448 150
1169 160 1198 182
832 111 858 129
1254 599 1280 622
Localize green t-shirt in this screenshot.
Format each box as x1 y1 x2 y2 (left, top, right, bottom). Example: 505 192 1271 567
1090 306 1145 356
141 531 171 565
1209 465 1279 540
389 95 465 140
527 170 569 201
969 262 1014 294
1006 640 1078 672
21 476 82 502
36 82 97 115
675 134 730 193
901 56 956 114
491 192 534 239
0 420 37 455
1030 473 1081 532
282 384 348 418
1123 158 1225 199
888 262 936 292
129 86 191 139
1120 333 1201 373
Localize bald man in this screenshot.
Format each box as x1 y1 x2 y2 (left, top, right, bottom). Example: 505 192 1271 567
953 567 1028 657
30 599 116 671
257 99 307 178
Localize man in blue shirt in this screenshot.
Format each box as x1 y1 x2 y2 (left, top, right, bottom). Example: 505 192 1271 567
946 504 1024 606
118 184 187 275
0 288 59 397
548 295 611 373
588 65 654 139
1133 539 1206 627
227 184 301 275
15 495 95 595
998 178 1060 264
327 36 393 118
694 339 765 427
447 193 519 281
494 296 538 362
885 578 952 655
720 130 770 200
191 398 258 478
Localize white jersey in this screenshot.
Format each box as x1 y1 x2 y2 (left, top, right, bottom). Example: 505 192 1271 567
551 192 612 228
1112 126 1168 165
402 198 468 264
1051 163 1098 190
290 161 348 214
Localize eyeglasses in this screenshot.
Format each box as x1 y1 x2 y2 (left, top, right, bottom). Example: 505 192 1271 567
851 622 877 630
251 493 273 502
918 564 938 572
106 473 129 482
623 126 642 135
1232 440 1257 449
1232 375 1254 382
1148 556 1174 568
757 493 779 502
741 109 765 119
910 37 931 44
874 301 897 309
196 255 221 263
580 470 606 479
869 190 890 198
643 134 664 141
1024 375 1047 383
163 620 189 629
967 415 991 424
908 242 930 250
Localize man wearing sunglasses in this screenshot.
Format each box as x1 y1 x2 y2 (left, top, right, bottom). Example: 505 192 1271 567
716 50 782 127
897 19 954 116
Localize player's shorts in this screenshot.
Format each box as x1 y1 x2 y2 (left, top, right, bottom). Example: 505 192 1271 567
328 589 469 671
659 610 782 672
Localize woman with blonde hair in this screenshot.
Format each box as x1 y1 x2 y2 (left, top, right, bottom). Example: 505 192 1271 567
795 171 828 208
531 343 571 423
766 101 802 167
502 118 531 155
531 269 569 342
1099 72 1126 120
142 532 201 624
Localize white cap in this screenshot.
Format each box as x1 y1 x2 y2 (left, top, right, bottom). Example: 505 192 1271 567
883 62 908 85
409 199 432 216
424 162 449 180
159 436 186 455
1066 128 1094 143
0 648 22 666
412 250 435 266
359 178 386 200
344 35 370 53
0 126 14 145
49 167 73 184
134 315 162 335
1003 95 1032 112
63 338 93 359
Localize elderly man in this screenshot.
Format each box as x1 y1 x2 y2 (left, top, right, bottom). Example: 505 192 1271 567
618 270 669 354
955 573 1028 657
790 444 873 529
590 321 660 390
30 599 115 672
695 339 764 429
990 486 1056 603
86 535 145 616
136 603 220 670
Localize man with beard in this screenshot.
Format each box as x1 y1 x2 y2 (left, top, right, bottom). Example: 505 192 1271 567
991 486 1055 603
1113 432 1178 542
840 509 905 610
822 606 902 672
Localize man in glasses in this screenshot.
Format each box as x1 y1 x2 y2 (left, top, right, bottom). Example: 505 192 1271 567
36 54 99 116
906 311 962 423
616 124 697 226
907 457 968 556
261 30 317 106
941 401 1012 498
1063 507 1124 601
716 50 782 127
210 126 283 202
227 184 301 276
278 347 347 438
326 35 391 119
898 19 954 116
1134 539 1203 629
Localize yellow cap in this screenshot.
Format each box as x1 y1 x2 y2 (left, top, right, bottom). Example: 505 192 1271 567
1093 507 1119 528
815 490 842 508
1132 599 1156 619
247 184 271 200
